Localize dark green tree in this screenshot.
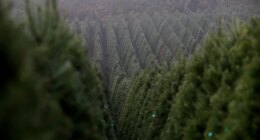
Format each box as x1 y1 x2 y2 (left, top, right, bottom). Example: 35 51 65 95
1 0 109 139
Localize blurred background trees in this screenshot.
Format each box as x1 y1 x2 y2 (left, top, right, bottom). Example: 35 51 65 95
2 0 260 140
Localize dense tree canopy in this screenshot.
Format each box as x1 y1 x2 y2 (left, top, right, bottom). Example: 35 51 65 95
118 18 260 140
1 0 260 140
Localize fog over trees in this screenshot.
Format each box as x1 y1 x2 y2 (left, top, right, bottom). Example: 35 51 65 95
2 0 260 140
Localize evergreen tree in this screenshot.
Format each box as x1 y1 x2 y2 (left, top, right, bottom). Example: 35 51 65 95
118 18 260 140
1 0 109 139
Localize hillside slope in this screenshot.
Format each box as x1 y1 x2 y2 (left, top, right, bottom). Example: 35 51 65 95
73 0 260 128
2 0 260 140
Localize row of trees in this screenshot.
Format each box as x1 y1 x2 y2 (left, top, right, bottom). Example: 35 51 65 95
77 1 260 122
0 1 117 140
118 18 260 140
57 0 260 20
4 1 260 139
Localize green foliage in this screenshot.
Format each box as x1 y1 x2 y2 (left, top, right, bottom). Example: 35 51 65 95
4 1 260 140
118 18 260 140
77 2 260 124
0 0 109 139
